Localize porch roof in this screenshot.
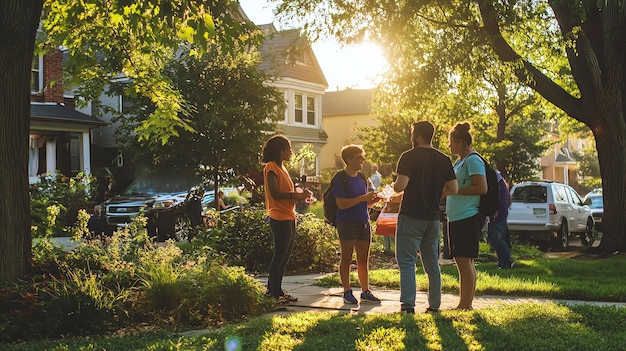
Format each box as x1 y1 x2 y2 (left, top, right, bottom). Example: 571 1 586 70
30 103 107 127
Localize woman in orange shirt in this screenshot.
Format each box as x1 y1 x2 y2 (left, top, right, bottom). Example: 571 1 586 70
262 135 312 303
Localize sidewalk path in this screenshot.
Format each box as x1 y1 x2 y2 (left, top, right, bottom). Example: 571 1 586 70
259 273 626 316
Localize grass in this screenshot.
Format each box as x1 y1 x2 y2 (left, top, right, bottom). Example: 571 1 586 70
6 242 626 350
316 240 626 302
315 253 626 302
6 303 626 350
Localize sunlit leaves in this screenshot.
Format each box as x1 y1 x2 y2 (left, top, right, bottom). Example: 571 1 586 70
40 0 261 142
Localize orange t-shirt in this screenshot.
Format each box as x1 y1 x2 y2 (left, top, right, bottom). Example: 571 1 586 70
263 161 296 220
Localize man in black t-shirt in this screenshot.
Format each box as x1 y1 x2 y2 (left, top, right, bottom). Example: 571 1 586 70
392 121 458 314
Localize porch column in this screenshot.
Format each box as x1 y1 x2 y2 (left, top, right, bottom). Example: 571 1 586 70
82 131 91 175
46 137 56 175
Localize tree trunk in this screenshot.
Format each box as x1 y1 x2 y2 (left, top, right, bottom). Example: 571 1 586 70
0 0 44 282
591 110 626 254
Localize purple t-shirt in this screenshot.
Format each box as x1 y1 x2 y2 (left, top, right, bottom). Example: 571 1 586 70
332 171 369 224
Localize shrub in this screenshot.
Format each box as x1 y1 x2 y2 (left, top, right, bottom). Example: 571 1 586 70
195 206 273 273
306 201 324 219
30 172 95 237
174 260 272 326
10 214 272 342
193 206 339 274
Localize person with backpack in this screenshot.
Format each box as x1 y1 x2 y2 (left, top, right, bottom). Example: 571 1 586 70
331 144 382 305
488 170 515 269
444 121 488 311
392 121 458 314
262 135 313 304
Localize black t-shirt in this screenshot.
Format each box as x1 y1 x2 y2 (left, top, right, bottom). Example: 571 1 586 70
396 147 456 220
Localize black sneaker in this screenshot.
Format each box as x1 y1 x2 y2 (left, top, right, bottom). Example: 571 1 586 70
360 290 382 304
425 307 439 313
401 308 415 314
343 289 358 304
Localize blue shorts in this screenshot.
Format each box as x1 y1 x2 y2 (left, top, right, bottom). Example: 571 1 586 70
337 221 371 241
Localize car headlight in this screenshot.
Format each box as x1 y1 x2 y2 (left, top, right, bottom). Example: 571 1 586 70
153 200 175 209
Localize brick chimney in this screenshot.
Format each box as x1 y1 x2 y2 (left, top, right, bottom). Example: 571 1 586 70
42 49 64 103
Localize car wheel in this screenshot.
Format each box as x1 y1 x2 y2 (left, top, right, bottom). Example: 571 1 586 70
552 219 569 252
173 215 190 242
579 218 596 247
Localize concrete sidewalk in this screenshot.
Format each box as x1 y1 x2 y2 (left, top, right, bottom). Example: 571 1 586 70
259 273 626 316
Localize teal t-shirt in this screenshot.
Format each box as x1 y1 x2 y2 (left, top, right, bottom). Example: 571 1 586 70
446 153 484 222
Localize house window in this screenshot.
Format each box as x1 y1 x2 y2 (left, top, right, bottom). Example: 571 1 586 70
306 97 315 125
31 55 43 92
294 94 303 123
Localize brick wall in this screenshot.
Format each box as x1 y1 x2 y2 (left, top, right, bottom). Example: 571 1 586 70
42 49 64 103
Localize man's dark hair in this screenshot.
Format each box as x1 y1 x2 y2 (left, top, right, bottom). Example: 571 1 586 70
412 121 435 145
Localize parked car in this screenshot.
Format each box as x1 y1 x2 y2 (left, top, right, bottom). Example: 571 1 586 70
583 190 603 232
507 181 595 251
101 173 207 237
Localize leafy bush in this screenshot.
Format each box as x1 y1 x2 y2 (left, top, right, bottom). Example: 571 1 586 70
30 172 95 237
193 206 339 274
306 201 324 219
3 215 271 342
174 261 272 326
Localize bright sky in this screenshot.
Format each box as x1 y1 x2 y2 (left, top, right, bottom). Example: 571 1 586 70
238 0 387 92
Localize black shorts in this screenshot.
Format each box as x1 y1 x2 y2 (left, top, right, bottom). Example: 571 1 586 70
448 214 484 258
337 221 371 241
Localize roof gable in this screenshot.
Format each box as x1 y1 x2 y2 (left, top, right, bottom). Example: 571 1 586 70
259 26 328 87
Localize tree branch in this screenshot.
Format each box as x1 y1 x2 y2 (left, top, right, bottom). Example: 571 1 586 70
477 0 585 122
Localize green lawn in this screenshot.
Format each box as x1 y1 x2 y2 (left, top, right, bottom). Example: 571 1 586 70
6 303 626 351
6 247 626 351
315 253 626 302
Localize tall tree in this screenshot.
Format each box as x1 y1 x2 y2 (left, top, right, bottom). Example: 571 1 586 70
0 0 259 282
115 49 284 203
275 0 626 255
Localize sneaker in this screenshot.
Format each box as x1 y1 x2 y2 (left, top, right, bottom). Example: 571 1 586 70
401 308 415 314
425 307 439 313
360 289 381 304
343 289 358 304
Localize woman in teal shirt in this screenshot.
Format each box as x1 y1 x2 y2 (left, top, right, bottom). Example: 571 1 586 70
444 122 487 310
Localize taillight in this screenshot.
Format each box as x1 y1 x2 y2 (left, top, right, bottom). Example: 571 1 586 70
549 204 557 214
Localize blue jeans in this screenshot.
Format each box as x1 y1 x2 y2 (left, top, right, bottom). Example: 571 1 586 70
487 220 512 267
267 219 296 298
396 215 441 310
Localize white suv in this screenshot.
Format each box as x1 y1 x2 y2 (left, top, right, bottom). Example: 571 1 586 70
507 181 594 251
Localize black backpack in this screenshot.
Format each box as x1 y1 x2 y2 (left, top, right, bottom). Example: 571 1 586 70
471 152 500 217
323 171 368 226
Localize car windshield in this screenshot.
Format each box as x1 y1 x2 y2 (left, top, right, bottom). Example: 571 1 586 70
587 196 603 209
122 174 202 195
511 185 547 203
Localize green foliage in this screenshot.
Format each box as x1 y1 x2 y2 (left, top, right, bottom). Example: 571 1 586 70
305 200 324 219
2 214 270 342
193 207 339 274
113 46 283 190
285 143 317 178
41 0 264 142
30 172 94 238
175 262 272 326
